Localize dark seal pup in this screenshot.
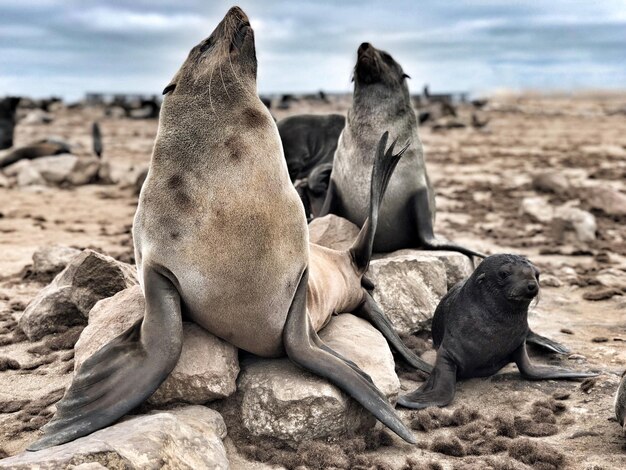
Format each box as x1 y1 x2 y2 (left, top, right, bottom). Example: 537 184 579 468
29 8 419 450
277 113 345 182
319 43 483 258
397 254 598 409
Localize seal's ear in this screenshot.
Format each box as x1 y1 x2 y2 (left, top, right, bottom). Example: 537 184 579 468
476 273 486 283
402 74 411 80
162 84 176 95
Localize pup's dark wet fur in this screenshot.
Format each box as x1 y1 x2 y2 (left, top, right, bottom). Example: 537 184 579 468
398 254 597 409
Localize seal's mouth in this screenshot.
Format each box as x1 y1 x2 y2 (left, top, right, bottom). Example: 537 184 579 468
230 21 251 52
355 42 381 84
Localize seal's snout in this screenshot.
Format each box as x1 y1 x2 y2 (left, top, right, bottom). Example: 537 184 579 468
358 42 373 55
526 281 538 297
227 6 249 23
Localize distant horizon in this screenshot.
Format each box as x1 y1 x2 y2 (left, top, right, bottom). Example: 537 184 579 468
2 1 625 101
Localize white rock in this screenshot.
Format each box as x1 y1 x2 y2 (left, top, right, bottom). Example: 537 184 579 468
74 285 239 405
367 253 447 334
0 172 10 187
28 154 101 186
532 171 569 194
19 250 138 340
521 196 553 223
21 109 53 125
379 249 473 290
308 214 360 251
17 163 45 186
584 186 626 216
552 206 597 242
0 406 229 470
236 314 399 442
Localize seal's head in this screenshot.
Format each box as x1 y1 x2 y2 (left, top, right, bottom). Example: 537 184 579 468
354 43 410 90
473 254 540 305
161 6 257 109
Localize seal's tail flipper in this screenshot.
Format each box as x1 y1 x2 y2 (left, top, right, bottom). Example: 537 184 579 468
350 132 409 273
284 268 417 444
514 343 599 380
526 329 570 355
356 293 434 374
28 270 183 451
412 187 486 259
92 122 103 158
397 353 457 409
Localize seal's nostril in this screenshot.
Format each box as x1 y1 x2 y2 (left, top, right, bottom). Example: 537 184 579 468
358 42 372 54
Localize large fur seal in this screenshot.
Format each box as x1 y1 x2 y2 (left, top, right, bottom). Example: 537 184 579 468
29 7 421 450
398 254 598 409
278 113 345 182
319 43 483 258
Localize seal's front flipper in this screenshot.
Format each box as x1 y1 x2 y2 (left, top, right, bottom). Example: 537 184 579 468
526 329 570 355
513 343 598 380
356 293 433 374
28 269 183 451
284 268 416 444
397 352 457 409
412 188 486 259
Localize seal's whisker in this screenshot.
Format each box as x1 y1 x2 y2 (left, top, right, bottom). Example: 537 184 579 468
219 64 230 98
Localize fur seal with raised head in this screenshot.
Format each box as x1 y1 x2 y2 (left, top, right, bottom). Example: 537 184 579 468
278 113 345 182
397 254 598 409
29 8 421 450
319 43 484 258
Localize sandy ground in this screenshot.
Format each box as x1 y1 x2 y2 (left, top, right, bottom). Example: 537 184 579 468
0 93 625 468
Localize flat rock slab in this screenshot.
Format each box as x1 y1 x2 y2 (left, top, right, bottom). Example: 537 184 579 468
19 250 138 341
75 285 239 406
368 252 448 334
308 214 360 251
0 406 229 470
378 249 474 290
236 314 399 442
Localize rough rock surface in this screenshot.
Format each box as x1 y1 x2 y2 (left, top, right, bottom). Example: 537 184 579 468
584 186 626 216
0 406 229 470
308 214 360 251
531 171 570 194
19 250 138 340
235 314 399 442
31 244 82 279
5 155 101 187
368 253 448 334
379 249 474 290
74 285 239 405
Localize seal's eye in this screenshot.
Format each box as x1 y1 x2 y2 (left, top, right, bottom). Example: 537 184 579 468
535 271 540 281
162 84 176 95
498 270 510 280
200 37 214 53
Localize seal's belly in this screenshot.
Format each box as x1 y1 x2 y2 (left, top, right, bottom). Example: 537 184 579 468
333 156 423 252
136 181 308 358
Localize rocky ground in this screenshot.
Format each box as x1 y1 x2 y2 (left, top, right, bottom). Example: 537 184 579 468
0 93 625 469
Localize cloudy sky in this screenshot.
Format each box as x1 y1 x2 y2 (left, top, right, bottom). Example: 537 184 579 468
1 0 625 100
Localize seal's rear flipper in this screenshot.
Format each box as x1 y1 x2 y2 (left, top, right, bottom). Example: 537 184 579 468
356 293 433 374
350 132 409 273
412 188 486 259
284 268 416 444
28 269 183 451
397 352 457 409
513 343 598 380
526 329 570 355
